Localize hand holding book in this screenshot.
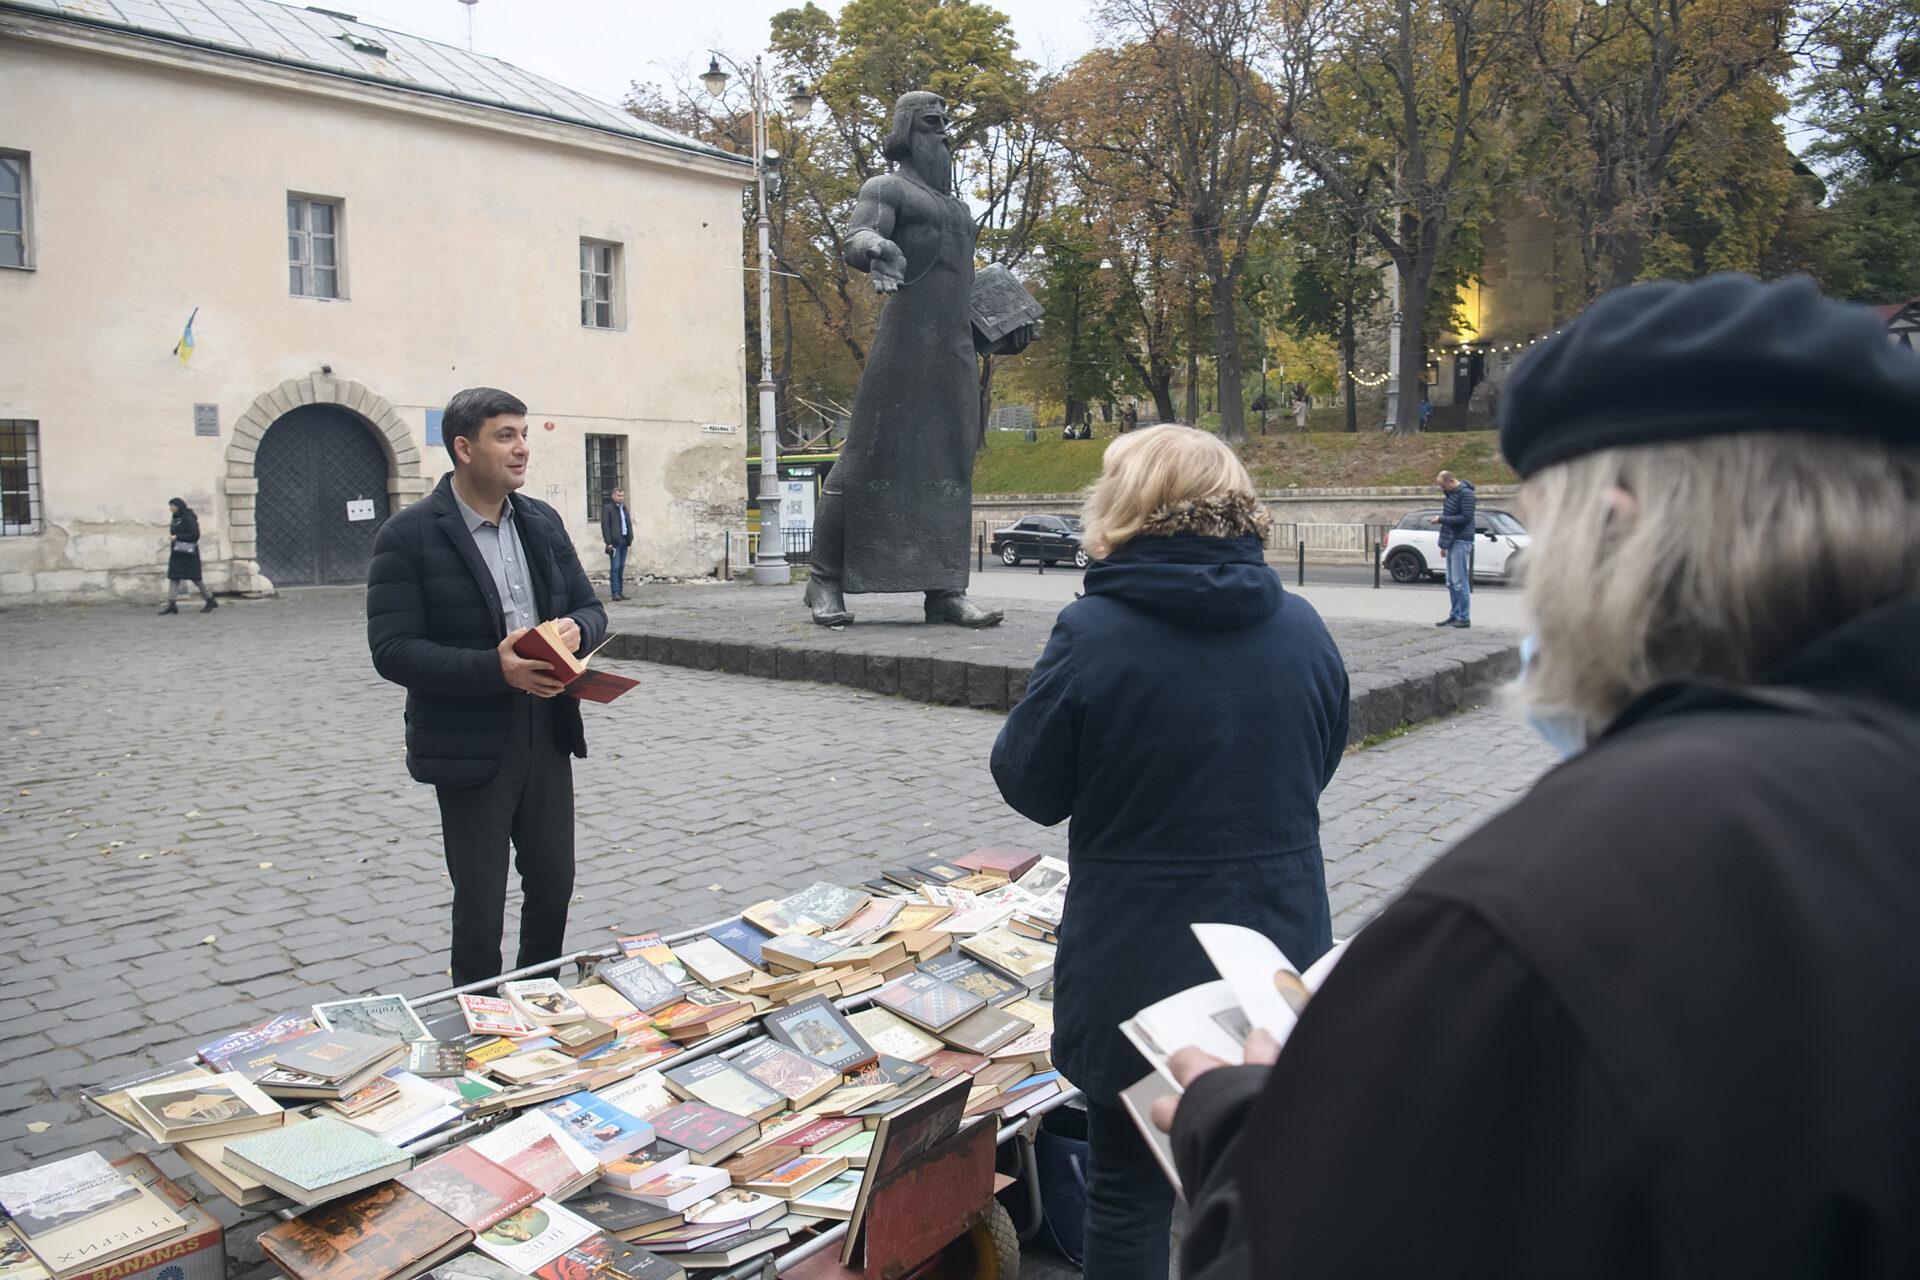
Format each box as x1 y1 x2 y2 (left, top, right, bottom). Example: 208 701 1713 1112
1146 1028 1281 1134
507 621 639 704
501 628 570 697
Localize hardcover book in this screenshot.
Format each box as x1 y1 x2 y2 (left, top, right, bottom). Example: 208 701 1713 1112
459 995 541 1038
0 1223 45 1280
406 1041 471 1078
763 996 877 1074
664 1227 789 1268
511 622 638 704
871 973 985 1032
540 1091 657 1162
615 935 689 985
559 1190 682 1239
661 1058 785 1122
596 1141 689 1192
958 927 1057 982
733 1041 841 1109
767 1116 861 1154
474 1199 599 1274
550 1020 616 1057
397 1146 541 1232
531 1231 685 1280
489 1049 582 1085
312 994 432 1044
743 1156 847 1201
504 980 589 1026
738 899 819 936
968 263 1045 348
260 1182 467 1280
840 1076 972 1263
0 1154 140 1239
954 846 1044 879
12 1180 186 1280
468 1113 603 1200
177 1112 309 1206
196 1013 320 1076
569 985 639 1023
776 882 869 931
82 1062 214 1135
124 1071 282 1143
792 1173 862 1221
592 957 683 1015
221 1116 411 1206
619 1164 728 1212
917 954 1028 1007
597 1071 679 1121
679 1190 786 1230
708 922 771 972
937 1004 1034 1056
648 1102 759 1165
272 1029 406 1083
902 858 971 886
668 938 752 988
759 933 847 972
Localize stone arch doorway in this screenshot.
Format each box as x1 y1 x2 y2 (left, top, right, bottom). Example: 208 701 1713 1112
221 376 425 592
255 405 390 585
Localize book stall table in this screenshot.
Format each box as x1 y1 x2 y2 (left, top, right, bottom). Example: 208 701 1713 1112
50 854 1079 1280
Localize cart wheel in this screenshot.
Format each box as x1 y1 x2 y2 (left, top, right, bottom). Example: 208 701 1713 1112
969 1201 1021 1280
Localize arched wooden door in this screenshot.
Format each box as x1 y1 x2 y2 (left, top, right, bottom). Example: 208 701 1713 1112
254 404 391 586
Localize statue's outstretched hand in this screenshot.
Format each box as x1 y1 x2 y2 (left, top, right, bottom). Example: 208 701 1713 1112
1006 321 1040 354
867 239 908 293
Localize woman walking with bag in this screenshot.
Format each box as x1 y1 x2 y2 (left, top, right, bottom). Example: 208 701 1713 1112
161 497 216 614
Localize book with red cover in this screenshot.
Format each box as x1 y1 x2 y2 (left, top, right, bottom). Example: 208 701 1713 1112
532 1231 684 1280
649 1102 759 1165
511 622 638 705
260 1182 468 1280
397 1146 540 1232
953 847 1043 879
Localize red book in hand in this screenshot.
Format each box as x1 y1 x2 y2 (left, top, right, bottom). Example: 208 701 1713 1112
512 621 639 704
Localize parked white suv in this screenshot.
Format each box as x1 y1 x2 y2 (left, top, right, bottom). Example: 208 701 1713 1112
1382 508 1530 584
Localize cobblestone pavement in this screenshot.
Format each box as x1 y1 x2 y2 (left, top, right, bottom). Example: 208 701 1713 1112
0 587 1553 1252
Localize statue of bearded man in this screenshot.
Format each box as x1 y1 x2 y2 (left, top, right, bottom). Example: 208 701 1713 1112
802 91 1035 627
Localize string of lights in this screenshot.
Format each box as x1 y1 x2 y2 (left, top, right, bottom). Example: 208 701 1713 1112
1427 329 1565 359
1346 368 1391 387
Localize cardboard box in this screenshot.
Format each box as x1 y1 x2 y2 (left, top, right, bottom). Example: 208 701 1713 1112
64 1157 226 1280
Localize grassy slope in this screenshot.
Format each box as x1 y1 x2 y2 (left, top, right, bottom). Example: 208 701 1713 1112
971 427 1518 495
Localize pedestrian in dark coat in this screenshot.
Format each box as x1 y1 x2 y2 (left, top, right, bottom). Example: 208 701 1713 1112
161 498 216 614
992 424 1350 1280
1165 274 1920 1280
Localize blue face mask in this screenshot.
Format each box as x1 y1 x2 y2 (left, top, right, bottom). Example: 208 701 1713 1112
1518 633 1587 759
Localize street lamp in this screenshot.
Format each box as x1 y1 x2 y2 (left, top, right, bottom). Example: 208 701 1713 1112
703 53 811 585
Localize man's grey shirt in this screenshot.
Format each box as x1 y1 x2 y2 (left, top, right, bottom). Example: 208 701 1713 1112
455 488 540 633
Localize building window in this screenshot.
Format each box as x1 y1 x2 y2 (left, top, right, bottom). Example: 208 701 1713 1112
585 434 626 521
580 240 620 328
1 420 42 535
288 196 342 298
0 153 28 269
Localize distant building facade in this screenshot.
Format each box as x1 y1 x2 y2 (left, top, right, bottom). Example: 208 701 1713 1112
0 0 752 601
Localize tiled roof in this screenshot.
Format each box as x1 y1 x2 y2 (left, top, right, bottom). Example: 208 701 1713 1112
3 0 745 164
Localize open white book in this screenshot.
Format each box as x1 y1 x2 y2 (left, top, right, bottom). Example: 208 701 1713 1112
1119 925 1351 1095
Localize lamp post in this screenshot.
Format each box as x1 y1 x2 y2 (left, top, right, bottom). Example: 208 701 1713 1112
703 55 813 586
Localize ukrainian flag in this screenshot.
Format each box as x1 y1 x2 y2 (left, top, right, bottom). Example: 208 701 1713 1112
174 307 198 366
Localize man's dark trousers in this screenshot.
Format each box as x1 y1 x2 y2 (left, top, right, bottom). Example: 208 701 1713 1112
436 693 574 987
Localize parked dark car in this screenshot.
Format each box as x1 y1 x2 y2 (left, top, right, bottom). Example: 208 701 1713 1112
991 514 1089 568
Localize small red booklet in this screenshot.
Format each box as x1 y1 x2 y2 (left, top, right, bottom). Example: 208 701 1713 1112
511 621 639 704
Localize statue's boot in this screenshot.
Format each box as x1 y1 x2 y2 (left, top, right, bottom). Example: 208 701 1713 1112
804 574 855 626
925 590 1004 628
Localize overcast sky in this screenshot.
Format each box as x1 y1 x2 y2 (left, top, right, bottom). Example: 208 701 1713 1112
340 0 1100 107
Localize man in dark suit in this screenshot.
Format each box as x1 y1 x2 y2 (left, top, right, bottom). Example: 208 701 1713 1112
366 387 607 988
599 486 634 601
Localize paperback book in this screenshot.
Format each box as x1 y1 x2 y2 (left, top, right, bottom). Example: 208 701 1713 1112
762 996 876 1074
258 1183 467 1280
592 957 683 1015
474 1199 598 1274
539 1091 657 1163
124 1071 282 1143
661 1058 785 1122
312 995 433 1043
397 1146 541 1232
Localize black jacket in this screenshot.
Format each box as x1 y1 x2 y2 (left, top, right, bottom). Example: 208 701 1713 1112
1172 594 1920 1280
992 534 1349 1105
599 501 633 550
167 506 202 581
1436 479 1475 549
366 473 607 787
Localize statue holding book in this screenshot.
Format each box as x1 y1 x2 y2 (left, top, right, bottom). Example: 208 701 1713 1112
802 91 1042 628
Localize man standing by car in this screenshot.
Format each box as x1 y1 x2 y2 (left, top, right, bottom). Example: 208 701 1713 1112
367 387 607 988
600 486 633 602
1432 470 1475 627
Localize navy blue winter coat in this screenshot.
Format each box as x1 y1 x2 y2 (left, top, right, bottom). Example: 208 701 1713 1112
366 473 606 789
991 534 1350 1105
1437 479 1476 550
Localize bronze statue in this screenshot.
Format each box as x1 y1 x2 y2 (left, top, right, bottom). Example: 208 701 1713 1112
803 91 1038 627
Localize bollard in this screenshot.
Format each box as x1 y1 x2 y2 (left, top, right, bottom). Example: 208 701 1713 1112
1297 541 1305 586
978 533 984 573
1373 540 1381 589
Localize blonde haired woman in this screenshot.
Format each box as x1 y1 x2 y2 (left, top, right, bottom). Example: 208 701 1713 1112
1168 274 1920 1279
992 424 1350 1280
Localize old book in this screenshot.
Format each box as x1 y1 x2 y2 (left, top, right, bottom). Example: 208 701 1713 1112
272 1029 406 1082
846 1055 931 1094
512 622 638 704
532 1230 685 1280
474 1199 598 1274
617 1164 728 1212
468 1113 602 1201
694 919 767 969
406 1041 471 1078
259 1182 464 1280
459 995 542 1038
569 984 639 1023
969 262 1044 347
808 1084 895 1117
897 929 957 962
649 1102 760 1166
838 899 904 939
560 1189 683 1239
325 1074 400 1118
596 1071 679 1121
905 857 972 886
792 1171 862 1221
958 926 1057 983
664 1226 787 1269
426 1254 531 1280
775 882 869 931
767 1115 860 1154
818 1129 875 1170
742 1155 846 1201
12 1181 186 1280
871 972 986 1033
834 970 883 998
540 1090 657 1163
550 1020 616 1058
759 933 847 973
762 996 876 1074
954 846 1043 879
591 956 682 1015
196 1012 321 1076
222 1116 410 1206
882 902 956 935
615 934 688 981
917 954 1027 1007
82 1062 214 1136
988 1028 1054 1069
662 1058 791 1123
312 994 433 1043
397 1147 540 1233
0 1154 141 1239
937 1004 1033 1056
679 1190 786 1231
669 938 753 988
948 872 1009 894
839 1077 972 1264
1005 915 1058 942
846 1008 944 1064
0 1223 46 1280
490 1049 583 1085
178 1112 308 1205
1013 854 1069 897
504 979 589 1026
733 1041 840 1110
596 1141 689 1193
738 898 820 936
919 1049 992 1081
717 1144 801 1189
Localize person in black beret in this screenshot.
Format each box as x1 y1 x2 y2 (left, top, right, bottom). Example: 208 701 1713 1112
1157 273 1920 1280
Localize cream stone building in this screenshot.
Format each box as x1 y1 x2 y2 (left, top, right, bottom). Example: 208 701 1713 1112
0 0 752 601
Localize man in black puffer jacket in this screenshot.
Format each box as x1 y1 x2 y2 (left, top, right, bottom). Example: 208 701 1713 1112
367 387 606 987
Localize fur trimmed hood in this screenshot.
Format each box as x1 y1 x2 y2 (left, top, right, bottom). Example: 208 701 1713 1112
1139 492 1271 541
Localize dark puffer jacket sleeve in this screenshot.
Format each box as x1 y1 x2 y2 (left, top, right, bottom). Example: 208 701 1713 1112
366 516 512 699
551 522 608 657
991 617 1079 826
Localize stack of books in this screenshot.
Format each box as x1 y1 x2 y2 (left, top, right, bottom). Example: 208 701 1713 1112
0 1152 189 1280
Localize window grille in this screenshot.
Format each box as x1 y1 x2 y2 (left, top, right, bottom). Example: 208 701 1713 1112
585 434 626 521
1 420 42 535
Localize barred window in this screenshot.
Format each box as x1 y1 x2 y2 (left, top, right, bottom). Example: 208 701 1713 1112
1 420 42 535
585 434 626 521
288 196 342 298
580 240 620 328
